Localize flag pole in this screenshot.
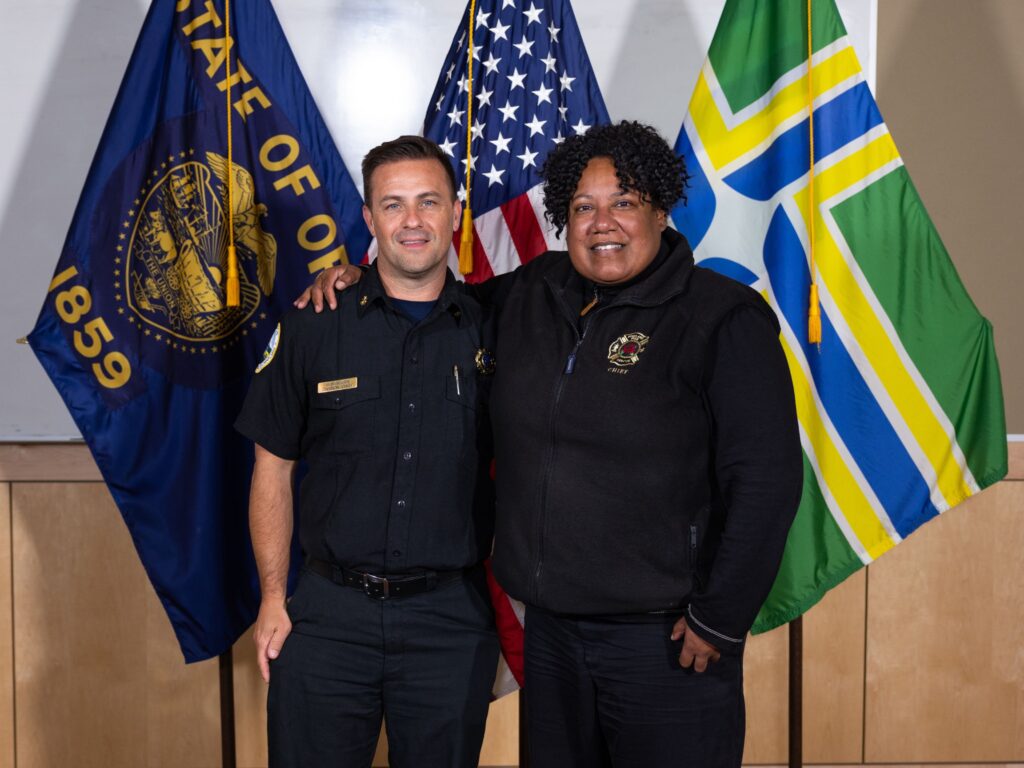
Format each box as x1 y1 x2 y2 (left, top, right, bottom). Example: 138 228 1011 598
788 615 803 768
219 649 237 768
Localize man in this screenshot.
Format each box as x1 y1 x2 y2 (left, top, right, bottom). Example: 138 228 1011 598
236 136 499 768
300 122 802 767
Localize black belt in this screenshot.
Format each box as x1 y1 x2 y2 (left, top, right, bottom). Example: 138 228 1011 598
307 559 465 600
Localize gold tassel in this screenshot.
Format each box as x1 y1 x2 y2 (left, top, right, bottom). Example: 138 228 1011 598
226 244 240 307
458 207 474 275
807 283 821 344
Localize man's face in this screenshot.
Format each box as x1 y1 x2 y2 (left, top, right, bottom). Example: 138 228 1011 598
362 158 460 284
566 156 667 285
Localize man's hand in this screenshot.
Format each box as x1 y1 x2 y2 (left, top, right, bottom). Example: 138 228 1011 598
671 616 721 672
253 598 292 682
293 264 364 312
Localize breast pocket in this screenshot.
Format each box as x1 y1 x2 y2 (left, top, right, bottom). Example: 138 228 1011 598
444 372 479 460
310 376 381 455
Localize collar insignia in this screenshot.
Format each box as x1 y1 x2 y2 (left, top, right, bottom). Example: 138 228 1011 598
607 332 649 368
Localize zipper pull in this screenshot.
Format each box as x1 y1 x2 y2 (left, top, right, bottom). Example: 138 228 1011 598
453 364 461 395
565 351 577 374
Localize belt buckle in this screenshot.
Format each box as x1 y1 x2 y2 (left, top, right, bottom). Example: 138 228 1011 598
362 571 389 600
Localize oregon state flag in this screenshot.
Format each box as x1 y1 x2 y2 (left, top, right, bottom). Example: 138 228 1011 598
672 0 1007 632
27 0 370 662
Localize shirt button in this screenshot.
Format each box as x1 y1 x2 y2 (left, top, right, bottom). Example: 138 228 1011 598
408 402 416 413
392 550 402 557
396 500 406 508
403 451 412 461
410 354 418 364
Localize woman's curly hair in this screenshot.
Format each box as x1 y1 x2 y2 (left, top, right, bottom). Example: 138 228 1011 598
541 121 688 236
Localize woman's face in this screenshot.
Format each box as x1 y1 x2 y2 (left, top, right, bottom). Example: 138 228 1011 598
566 156 667 285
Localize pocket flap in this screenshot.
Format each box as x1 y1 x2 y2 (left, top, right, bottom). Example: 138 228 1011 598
313 376 381 409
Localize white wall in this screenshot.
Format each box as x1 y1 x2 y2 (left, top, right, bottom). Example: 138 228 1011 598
0 0 876 439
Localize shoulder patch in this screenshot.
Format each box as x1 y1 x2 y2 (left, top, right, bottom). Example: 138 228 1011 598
255 322 281 374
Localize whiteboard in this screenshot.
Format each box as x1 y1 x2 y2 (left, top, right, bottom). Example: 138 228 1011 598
0 0 876 439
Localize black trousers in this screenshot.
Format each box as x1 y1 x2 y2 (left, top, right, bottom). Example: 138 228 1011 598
267 566 499 768
524 605 745 768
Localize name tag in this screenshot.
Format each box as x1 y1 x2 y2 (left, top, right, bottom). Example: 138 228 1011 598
317 377 358 394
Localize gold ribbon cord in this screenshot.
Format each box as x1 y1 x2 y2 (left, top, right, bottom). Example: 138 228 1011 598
458 0 477 275
806 0 821 344
224 0 240 306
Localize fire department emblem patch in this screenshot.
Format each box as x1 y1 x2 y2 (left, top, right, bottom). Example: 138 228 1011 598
607 332 649 368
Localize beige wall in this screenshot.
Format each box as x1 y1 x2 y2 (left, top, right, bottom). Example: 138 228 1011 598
877 0 1024 432
1 444 1023 767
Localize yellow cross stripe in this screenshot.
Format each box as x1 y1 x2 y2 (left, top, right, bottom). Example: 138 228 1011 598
796 138 974 508
689 45 862 171
778 333 896 561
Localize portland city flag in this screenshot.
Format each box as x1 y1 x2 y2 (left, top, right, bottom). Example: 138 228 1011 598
27 0 370 661
673 0 1007 632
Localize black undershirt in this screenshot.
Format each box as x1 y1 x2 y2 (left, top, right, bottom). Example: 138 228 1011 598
390 298 438 324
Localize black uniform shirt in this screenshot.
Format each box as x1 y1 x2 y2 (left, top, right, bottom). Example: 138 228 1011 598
235 264 495 574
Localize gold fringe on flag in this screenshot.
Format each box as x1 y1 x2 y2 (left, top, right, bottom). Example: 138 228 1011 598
458 0 477 275
806 0 820 344
224 0 240 307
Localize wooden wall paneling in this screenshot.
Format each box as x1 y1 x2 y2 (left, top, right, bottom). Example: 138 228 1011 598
742 623 789 763
742 568 867 765
0 484 13 768
804 568 867 762
233 628 269 768
12 482 221 768
478 690 519 767
1008 440 1024 480
865 482 1024 762
0 444 101 482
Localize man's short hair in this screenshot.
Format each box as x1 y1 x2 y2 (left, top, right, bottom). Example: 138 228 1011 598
362 135 458 204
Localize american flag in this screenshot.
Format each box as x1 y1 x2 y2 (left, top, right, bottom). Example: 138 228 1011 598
423 0 610 283
423 0 609 693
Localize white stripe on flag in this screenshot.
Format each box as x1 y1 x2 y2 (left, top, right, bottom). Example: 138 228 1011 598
474 206 521 275
526 183 565 251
